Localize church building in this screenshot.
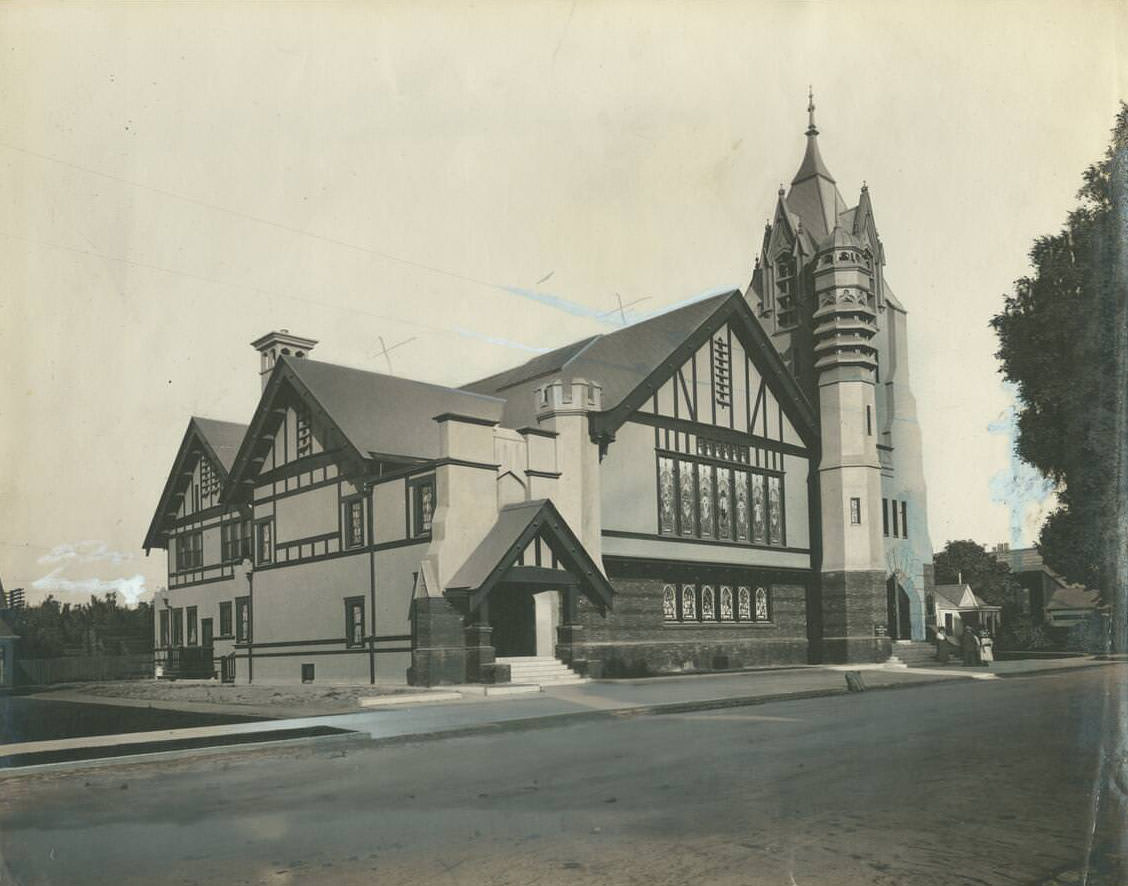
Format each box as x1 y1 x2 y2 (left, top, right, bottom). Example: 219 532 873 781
144 98 934 685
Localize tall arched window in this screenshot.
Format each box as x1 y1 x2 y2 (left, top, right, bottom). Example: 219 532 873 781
738 587 752 621
662 585 677 621
755 587 770 621
719 586 734 621
681 585 697 621
701 586 715 620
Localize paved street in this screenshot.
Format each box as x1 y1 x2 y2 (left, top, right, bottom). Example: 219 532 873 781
0 666 1124 885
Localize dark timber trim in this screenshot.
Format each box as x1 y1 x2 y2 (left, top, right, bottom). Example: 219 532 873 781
587 291 818 450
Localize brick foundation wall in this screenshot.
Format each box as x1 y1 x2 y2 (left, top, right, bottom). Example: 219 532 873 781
817 570 892 663
571 566 810 676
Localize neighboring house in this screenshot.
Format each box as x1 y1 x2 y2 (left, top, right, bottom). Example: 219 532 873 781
991 544 1103 629
931 584 1002 637
145 100 936 684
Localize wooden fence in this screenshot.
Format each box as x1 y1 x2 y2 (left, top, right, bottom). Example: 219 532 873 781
16 653 153 685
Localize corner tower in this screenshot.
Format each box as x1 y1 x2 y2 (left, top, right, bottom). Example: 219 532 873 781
745 92 934 658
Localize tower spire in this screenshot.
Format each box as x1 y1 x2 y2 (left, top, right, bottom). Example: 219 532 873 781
807 86 817 137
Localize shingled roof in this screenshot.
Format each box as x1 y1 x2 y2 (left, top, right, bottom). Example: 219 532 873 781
463 292 733 429
284 357 505 461
464 290 818 445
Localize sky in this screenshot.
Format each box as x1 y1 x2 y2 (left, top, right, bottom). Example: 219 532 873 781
1 1 1124 607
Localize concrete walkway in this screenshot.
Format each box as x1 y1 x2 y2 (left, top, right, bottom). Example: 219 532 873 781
1 655 1114 771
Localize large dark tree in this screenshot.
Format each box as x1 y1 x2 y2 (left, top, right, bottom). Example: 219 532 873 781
991 103 1128 651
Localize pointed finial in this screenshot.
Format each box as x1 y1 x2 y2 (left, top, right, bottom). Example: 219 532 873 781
778 184 785 196
862 180 868 192
807 86 818 137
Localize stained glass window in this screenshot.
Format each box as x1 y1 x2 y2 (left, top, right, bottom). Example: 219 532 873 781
768 476 783 544
751 474 767 544
698 465 714 538
755 587 770 621
681 585 697 621
734 471 749 541
658 457 676 534
719 586 733 621
738 586 752 621
701 585 715 620
678 461 696 536
662 585 677 621
716 469 732 540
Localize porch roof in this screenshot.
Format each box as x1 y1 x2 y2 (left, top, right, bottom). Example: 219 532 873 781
446 499 614 614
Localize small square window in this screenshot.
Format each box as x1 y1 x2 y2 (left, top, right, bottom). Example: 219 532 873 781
301 663 315 684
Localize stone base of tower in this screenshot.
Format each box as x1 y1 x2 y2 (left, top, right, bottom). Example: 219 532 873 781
816 570 893 664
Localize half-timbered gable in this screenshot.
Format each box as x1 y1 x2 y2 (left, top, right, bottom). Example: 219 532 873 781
144 417 248 590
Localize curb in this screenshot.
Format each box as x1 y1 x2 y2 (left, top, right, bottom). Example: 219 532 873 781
0 730 368 779
351 673 968 750
990 660 1119 679
6 664 1105 775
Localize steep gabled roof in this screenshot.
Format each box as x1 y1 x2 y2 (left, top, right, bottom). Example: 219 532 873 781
463 293 731 428
465 291 817 446
143 416 248 552
224 357 506 501
285 357 505 460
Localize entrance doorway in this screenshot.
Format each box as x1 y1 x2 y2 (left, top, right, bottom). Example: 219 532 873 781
886 578 912 640
489 586 537 657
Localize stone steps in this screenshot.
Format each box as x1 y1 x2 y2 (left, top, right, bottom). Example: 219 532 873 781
496 656 588 686
888 640 943 667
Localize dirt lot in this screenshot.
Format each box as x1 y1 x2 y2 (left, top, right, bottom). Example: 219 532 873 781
35 680 420 716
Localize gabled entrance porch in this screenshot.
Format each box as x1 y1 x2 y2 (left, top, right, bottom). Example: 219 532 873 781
408 499 614 686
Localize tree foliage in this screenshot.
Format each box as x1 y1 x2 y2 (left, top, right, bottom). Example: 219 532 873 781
6 594 153 659
934 539 1021 606
991 104 1128 603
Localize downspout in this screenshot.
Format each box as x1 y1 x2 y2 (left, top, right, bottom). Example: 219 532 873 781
365 479 376 685
246 568 254 684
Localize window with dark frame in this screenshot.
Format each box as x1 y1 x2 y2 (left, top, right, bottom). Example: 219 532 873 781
186 606 198 646
882 498 890 536
344 596 365 648
657 449 784 548
664 581 772 624
901 501 908 538
235 596 250 643
159 609 170 647
171 607 184 646
891 498 900 537
176 531 203 571
256 520 273 564
849 497 862 525
301 663 315 683
344 497 365 548
866 405 873 436
222 518 253 563
409 476 436 537
219 601 233 637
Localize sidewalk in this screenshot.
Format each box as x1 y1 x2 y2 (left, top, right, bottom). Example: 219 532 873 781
1 656 1116 772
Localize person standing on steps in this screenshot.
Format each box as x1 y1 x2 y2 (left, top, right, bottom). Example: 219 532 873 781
935 626 950 664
